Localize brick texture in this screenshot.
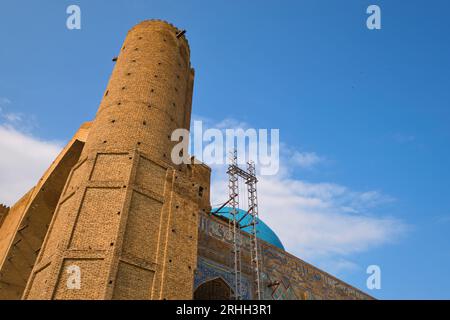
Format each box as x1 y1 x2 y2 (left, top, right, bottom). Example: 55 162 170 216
0 123 89 299
0 20 372 301
22 20 210 300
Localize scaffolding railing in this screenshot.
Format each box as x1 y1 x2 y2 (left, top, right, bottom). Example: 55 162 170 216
226 150 262 300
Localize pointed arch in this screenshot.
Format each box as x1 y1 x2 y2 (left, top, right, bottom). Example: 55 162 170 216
194 277 233 300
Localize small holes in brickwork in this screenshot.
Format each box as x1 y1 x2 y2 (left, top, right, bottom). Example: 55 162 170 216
117 211 121 215
134 48 139 51
123 185 127 188
103 140 107 144
172 229 175 233
163 153 167 158
151 89 154 93
174 87 178 92
132 59 136 63
176 205 179 209
154 75 158 78
143 121 147 126
110 242 114 246
198 186 204 197
169 259 172 263
118 102 122 106
158 62 161 65
172 102 176 107
105 90 109 97
111 120 115 123
127 72 131 76
138 36 142 40
176 74 180 79
109 280 113 284
188 266 192 270
122 86 126 90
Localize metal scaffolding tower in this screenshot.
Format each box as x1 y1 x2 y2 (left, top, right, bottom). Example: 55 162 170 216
226 150 262 300
227 150 242 299
246 161 262 300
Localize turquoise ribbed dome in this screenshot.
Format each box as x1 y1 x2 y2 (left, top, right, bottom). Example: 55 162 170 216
213 207 285 250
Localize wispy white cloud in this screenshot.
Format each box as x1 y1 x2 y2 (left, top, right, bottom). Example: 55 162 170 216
207 117 409 276
0 100 62 206
318 258 361 275
290 151 323 169
0 97 38 133
3 112 22 123
211 170 406 261
191 115 322 171
393 133 416 144
214 118 250 130
257 177 406 258
436 215 450 224
0 97 11 106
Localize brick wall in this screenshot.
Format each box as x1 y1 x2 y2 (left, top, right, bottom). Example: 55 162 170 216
23 20 209 300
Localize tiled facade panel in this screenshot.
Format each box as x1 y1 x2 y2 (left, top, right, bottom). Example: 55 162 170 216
196 214 373 300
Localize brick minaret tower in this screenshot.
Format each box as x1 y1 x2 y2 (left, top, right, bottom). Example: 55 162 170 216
23 20 210 300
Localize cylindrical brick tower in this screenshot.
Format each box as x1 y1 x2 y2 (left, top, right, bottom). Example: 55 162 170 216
23 20 210 300
82 20 194 163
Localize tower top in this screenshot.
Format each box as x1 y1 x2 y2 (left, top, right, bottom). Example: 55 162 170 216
128 19 191 55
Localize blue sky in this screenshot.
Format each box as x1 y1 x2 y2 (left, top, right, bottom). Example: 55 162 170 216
1 0 450 299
